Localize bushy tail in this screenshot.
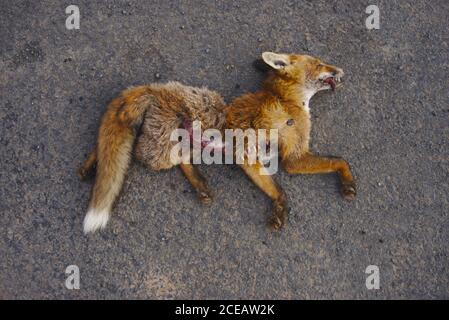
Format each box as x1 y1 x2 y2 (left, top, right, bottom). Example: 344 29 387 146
83 87 154 233
83 128 134 233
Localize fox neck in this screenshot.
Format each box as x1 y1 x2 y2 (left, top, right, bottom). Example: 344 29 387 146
300 88 317 113
263 73 317 114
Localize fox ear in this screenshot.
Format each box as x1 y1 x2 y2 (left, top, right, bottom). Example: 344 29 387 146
261 52 290 70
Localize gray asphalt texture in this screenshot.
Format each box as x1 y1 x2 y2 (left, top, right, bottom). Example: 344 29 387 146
1 0 448 299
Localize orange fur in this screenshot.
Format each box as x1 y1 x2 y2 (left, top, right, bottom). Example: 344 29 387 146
225 52 355 229
79 52 355 233
82 87 156 233
80 82 225 233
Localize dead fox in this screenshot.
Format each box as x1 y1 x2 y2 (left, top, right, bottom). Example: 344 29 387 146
78 82 226 233
79 52 356 233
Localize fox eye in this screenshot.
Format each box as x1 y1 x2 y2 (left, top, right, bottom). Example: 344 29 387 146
317 63 324 68
286 119 295 126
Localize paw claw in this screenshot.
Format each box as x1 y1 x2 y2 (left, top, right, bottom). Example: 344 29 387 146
77 167 88 180
268 216 283 231
268 201 288 231
342 182 356 201
198 191 213 204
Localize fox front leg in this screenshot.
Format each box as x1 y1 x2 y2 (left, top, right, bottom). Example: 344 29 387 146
240 161 289 230
283 153 356 200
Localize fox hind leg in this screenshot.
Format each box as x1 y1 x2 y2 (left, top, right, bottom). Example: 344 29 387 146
179 163 213 204
78 148 97 180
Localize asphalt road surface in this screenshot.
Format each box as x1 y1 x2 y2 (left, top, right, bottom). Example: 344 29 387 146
1 0 448 299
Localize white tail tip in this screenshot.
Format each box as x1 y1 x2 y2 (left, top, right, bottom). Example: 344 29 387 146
83 208 110 234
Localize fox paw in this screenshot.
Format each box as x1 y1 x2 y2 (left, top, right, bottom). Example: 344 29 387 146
77 166 94 181
198 190 213 205
268 202 289 231
341 182 356 201
268 216 284 231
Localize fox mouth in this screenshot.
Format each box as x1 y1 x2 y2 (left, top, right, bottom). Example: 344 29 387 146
321 75 342 91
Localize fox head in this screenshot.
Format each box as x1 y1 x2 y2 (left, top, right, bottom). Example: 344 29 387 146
261 52 344 93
